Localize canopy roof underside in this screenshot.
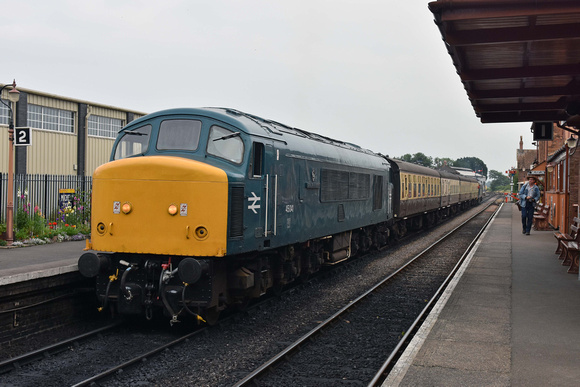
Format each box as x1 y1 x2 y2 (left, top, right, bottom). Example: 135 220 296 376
429 0 580 125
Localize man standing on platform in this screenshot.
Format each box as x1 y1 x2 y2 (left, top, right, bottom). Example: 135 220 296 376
518 175 541 235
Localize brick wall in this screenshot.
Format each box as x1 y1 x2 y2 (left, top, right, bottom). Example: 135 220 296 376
570 151 580 223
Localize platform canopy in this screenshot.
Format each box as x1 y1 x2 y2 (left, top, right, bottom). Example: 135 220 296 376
428 0 580 125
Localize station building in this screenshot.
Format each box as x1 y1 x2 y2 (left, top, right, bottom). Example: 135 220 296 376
0 85 145 177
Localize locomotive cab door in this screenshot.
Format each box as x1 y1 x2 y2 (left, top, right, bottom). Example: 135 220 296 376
248 141 278 248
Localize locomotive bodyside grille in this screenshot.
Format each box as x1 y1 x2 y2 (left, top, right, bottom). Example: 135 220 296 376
229 186 244 238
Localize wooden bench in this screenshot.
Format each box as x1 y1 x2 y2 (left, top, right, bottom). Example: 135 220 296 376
554 217 580 256
560 225 580 274
533 204 551 231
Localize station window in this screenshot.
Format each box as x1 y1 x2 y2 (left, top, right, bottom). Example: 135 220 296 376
28 104 74 133
0 101 9 125
88 115 124 138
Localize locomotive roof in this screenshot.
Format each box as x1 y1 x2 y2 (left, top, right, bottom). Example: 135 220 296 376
388 158 440 177
127 107 381 158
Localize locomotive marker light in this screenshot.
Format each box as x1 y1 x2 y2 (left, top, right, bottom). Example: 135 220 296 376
121 202 132 214
1 80 20 245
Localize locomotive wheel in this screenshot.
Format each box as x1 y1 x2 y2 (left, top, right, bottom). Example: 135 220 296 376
234 296 252 311
269 282 284 297
204 307 221 326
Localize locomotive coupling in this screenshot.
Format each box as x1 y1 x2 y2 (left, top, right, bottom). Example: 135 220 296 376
78 252 110 278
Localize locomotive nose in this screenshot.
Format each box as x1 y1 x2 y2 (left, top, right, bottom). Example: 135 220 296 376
89 156 229 257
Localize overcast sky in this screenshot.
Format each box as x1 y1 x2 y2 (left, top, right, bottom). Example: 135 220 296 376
4 0 532 175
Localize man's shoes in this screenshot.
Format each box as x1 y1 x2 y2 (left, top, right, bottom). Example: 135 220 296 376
525 232 530 235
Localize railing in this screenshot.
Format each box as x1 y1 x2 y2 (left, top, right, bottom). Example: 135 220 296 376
0 174 92 224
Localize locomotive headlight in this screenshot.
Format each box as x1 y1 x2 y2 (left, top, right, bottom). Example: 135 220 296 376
96 222 106 235
194 226 209 240
168 204 178 216
121 202 133 214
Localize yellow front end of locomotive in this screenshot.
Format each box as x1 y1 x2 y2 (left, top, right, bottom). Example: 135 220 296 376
89 156 228 257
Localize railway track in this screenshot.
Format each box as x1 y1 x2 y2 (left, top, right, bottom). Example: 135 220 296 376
0 321 122 375
233 200 501 386
0 318 204 386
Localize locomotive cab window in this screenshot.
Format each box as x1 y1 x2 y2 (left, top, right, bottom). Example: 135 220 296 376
207 125 244 164
157 119 201 151
114 124 152 160
251 142 264 177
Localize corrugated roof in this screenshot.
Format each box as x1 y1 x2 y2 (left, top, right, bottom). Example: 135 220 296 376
428 0 580 124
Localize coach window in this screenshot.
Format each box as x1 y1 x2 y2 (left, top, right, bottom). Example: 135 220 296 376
418 177 421 197
114 124 152 160
157 119 201 151
207 125 244 164
251 142 264 177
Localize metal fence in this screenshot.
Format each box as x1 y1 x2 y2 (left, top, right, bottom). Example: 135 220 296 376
0 174 92 224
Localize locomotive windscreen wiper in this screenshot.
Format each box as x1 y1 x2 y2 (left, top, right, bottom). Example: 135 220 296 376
213 131 240 141
122 130 147 136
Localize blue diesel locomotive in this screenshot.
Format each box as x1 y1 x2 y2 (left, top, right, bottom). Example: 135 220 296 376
78 108 481 324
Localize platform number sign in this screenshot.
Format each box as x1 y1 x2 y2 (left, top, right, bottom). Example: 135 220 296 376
14 127 31 146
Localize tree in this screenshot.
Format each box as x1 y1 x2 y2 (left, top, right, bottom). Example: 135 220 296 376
411 152 433 167
488 169 510 191
397 152 433 167
433 157 455 168
454 157 488 178
400 153 413 163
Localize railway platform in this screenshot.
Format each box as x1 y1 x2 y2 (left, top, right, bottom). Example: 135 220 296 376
0 240 87 286
385 203 580 387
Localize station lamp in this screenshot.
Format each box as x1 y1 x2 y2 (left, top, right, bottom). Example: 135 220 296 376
1 80 20 245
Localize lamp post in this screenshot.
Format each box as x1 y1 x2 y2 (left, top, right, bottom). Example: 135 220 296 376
1 80 20 245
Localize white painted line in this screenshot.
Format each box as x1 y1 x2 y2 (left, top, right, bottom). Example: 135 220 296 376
0 264 78 286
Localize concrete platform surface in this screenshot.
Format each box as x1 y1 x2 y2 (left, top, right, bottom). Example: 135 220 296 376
0 240 86 285
385 203 580 386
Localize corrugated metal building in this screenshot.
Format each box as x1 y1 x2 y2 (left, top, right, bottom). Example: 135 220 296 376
0 85 146 176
